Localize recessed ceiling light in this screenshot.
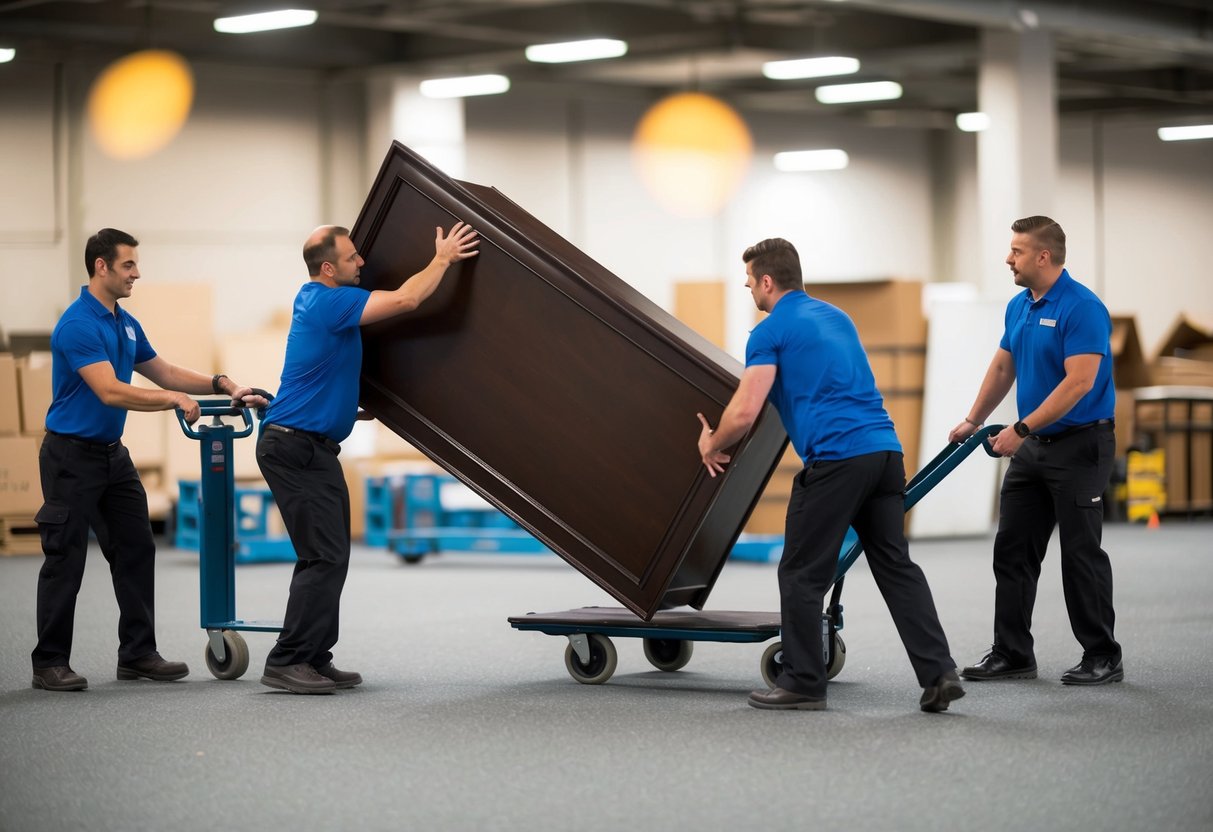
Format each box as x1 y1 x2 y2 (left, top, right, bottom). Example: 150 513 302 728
815 81 902 104
0 47 14 63
762 56 859 80
956 112 991 132
526 38 627 64
214 9 318 34
1158 124 1213 142
419 74 511 99
774 149 849 172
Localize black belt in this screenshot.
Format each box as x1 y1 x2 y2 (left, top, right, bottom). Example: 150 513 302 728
265 423 342 454
1031 419 1113 443
45 429 121 452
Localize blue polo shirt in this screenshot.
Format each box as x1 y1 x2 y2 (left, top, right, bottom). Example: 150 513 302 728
999 269 1115 435
45 286 157 442
263 282 370 442
746 291 901 464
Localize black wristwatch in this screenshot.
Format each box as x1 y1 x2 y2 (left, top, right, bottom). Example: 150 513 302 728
1013 420 1031 438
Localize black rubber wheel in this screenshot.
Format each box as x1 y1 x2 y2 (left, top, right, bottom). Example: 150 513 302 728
563 634 618 685
642 638 693 672
826 633 847 680
204 630 250 680
760 641 783 689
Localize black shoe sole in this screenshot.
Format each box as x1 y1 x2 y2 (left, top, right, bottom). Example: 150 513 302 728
116 667 189 682
1061 670 1124 686
960 667 1038 681
31 677 87 692
260 674 336 694
747 697 827 711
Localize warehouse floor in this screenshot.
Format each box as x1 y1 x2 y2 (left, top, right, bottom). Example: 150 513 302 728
1 521 1210 832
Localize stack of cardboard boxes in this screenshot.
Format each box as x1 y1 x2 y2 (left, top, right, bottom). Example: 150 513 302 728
0 352 49 555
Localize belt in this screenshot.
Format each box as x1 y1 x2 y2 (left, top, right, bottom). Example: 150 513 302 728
265 423 342 454
45 429 121 452
1031 418 1113 444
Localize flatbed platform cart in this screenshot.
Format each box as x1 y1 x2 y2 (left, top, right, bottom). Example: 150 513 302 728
509 425 1003 686
176 395 280 680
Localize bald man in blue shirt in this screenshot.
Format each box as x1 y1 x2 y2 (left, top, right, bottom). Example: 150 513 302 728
950 216 1121 687
697 237 963 714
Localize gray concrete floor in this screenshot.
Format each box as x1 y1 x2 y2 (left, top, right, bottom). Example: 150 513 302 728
1 521 1211 832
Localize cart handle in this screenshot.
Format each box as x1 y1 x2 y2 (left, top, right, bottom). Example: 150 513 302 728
175 388 274 440
904 423 1005 510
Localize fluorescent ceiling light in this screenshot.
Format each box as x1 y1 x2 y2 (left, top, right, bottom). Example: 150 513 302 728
526 38 627 64
774 149 849 172
956 111 991 132
0 47 14 63
214 9 318 34
1158 124 1213 142
763 56 859 80
815 81 902 104
419 74 511 99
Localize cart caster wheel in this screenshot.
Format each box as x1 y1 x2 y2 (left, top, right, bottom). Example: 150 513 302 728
643 638 693 672
760 641 783 689
400 554 426 565
563 633 618 685
204 630 249 680
826 633 846 680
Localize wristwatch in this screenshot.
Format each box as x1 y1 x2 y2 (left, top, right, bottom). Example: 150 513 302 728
1013 420 1031 438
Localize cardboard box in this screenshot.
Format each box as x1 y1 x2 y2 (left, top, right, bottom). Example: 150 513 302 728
0 353 20 435
0 435 43 515
804 280 927 347
885 393 924 478
674 281 727 349
120 282 215 376
1152 357 1213 387
1134 392 1213 512
122 408 168 468
17 352 53 435
1154 313 1213 361
867 347 926 395
1110 315 1151 389
1114 388 1135 458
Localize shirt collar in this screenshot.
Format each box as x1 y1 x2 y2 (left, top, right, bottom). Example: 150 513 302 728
79 284 122 319
1027 269 1071 306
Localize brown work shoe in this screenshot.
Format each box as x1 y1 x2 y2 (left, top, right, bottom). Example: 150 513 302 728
748 687 827 710
314 662 362 689
117 653 189 682
32 666 88 691
261 663 337 694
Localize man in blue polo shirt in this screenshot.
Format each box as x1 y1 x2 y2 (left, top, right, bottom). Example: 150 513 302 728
256 221 478 694
950 215 1121 686
33 227 265 692
696 237 963 713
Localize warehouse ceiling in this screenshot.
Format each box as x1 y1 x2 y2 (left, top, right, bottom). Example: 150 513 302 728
3 0 1213 122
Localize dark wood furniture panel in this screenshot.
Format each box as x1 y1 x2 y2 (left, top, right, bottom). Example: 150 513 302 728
352 142 788 619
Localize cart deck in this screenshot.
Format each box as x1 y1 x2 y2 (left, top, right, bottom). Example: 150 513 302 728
509 425 1003 686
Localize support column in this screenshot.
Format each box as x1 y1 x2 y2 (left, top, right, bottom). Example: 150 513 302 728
366 73 466 181
977 27 1057 296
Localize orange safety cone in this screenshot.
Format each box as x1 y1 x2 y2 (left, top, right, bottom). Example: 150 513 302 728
1147 511 1161 529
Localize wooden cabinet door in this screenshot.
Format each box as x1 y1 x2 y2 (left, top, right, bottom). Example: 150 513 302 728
352 142 788 619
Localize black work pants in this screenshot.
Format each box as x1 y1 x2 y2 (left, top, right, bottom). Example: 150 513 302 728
778 451 954 698
33 433 158 667
991 423 1119 664
256 429 351 668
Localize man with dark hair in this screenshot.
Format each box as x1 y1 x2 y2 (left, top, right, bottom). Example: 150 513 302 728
33 228 266 692
950 216 1122 686
696 237 963 713
257 221 479 694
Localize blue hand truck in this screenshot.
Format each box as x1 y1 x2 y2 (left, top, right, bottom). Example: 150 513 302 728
176 394 281 680
508 425 1004 685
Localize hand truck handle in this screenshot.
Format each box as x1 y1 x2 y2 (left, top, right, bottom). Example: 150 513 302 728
175 388 274 440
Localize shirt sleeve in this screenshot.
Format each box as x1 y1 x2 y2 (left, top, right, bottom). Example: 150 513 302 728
130 316 157 364
316 286 371 332
999 298 1015 352
745 322 779 367
57 319 110 373
1062 298 1110 357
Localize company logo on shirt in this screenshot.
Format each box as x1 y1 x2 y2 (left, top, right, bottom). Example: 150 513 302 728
125 325 136 340
1039 318 1057 327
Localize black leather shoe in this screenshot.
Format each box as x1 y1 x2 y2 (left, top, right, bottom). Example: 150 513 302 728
748 687 827 710
314 662 362 689
920 670 965 712
261 663 337 694
32 666 88 691
960 650 1037 681
117 653 189 682
1061 657 1124 686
